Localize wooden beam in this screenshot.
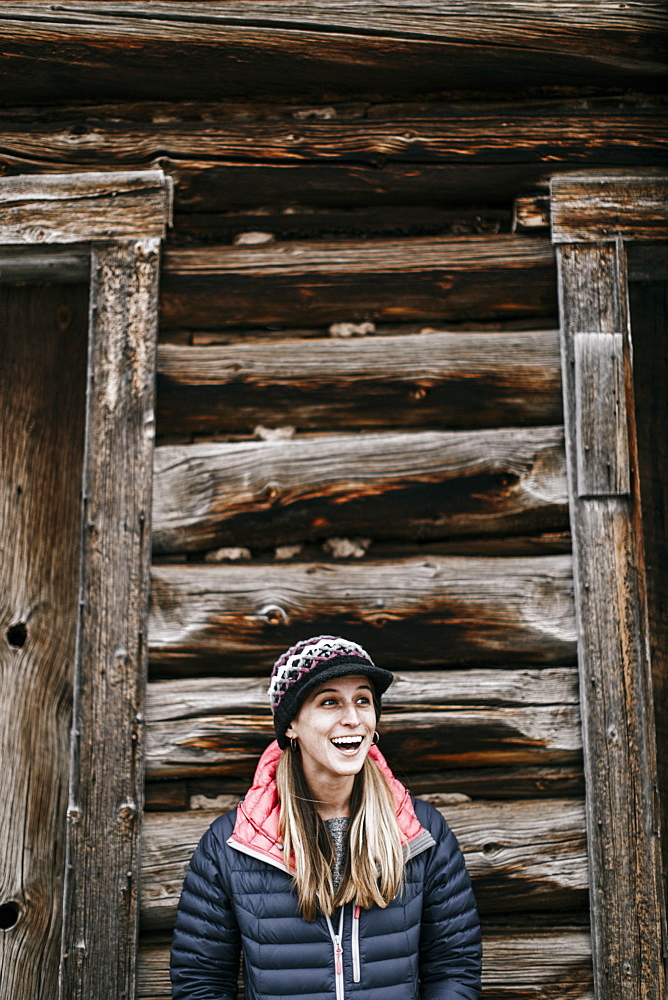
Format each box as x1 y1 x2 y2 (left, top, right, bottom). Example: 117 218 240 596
0 3 665 103
144 667 582 779
144 762 586 808
551 171 668 244
139 798 588 929
0 284 88 998
555 238 666 997
0 244 90 283
152 426 568 553
1 104 665 171
0 170 172 244
148 556 577 670
138 928 594 999
159 235 557 328
156 330 563 434
59 240 161 1000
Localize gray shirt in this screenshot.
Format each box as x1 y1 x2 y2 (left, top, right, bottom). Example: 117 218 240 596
325 817 349 890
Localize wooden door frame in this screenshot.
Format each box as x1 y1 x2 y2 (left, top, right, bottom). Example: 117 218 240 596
550 169 668 999
0 170 171 1000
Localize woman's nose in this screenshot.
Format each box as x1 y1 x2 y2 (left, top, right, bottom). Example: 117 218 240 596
340 702 362 726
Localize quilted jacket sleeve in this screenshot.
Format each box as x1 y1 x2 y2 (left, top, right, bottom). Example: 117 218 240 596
417 801 482 1000
170 815 241 1000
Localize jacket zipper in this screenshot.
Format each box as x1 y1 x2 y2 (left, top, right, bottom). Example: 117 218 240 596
325 908 345 1000
352 905 361 982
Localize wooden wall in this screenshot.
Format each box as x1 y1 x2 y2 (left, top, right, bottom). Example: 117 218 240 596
1 3 667 997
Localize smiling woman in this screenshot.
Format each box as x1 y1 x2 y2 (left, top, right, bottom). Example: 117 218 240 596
170 635 482 1000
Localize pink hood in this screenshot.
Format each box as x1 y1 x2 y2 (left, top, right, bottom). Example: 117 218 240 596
228 739 425 872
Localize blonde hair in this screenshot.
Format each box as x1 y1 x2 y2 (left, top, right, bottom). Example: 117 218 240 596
276 748 404 921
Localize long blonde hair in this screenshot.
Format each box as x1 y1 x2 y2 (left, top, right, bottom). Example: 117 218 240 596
276 748 404 921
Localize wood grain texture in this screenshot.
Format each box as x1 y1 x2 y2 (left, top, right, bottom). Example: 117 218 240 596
556 240 666 997
147 556 577 671
0 2 665 103
138 797 588 929
0 284 88 1000
551 171 668 243
0 170 171 243
158 235 557 328
137 928 593 999
59 240 161 1000
155 330 563 434
144 762 586 808
573 333 629 496
0 244 90 283
1 104 665 171
152 426 568 553
144 667 581 779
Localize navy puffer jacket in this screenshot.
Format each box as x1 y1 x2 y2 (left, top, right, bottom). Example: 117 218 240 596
171 743 481 1000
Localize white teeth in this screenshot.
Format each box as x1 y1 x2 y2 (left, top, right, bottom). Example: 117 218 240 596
331 736 364 745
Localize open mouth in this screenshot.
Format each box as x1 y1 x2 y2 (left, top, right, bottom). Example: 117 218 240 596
330 735 365 754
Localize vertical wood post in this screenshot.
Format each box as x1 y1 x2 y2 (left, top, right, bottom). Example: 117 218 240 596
59 239 160 999
0 284 89 999
555 235 666 998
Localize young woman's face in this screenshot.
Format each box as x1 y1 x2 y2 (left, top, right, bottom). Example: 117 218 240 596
286 675 377 786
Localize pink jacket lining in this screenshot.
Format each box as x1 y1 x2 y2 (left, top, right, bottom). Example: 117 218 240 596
228 739 425 872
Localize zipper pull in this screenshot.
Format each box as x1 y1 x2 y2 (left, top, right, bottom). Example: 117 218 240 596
334 936 343 975
354 905 360 920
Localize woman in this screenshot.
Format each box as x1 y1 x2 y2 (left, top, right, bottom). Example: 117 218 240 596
171 635 482 999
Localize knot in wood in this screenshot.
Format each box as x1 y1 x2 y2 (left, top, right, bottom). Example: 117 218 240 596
118 801 137 822
258 604 290 626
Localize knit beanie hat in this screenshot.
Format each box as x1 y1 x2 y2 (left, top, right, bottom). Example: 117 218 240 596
269 635 393 749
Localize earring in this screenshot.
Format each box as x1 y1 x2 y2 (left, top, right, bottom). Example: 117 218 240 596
372 731 379 745
290 737 298 752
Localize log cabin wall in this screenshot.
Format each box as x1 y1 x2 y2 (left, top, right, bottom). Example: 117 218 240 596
0 4 666 999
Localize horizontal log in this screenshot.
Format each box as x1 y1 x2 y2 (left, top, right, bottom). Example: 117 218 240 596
148 556 577 670
144 763 586 810
147 666 580 721
155 330 563 434
0 170 171 243
139 797 588 928
372 532 572 558
137 928 593 999
1 3 665 105
158 236 557 328
145 667 581 779
2 105 666 171
0 244 90 283
153 426 568 553
145 704 581 780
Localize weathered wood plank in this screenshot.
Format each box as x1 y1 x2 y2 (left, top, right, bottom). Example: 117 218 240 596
0 170 171 243
145 703 582 779
145 762 586 810
0 284 88 1000
152 427 568 553
138 928 594 999
573 333 629 497
556 239 666 998
155 330 563 433
159 236 557 328
139 798 588 928
0 2 665 103
144 667 581 779
59 240 161 1000
2 104 666 170
551 171 668 243
147 666 580 720
148 556 577 671
0 244 90 283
